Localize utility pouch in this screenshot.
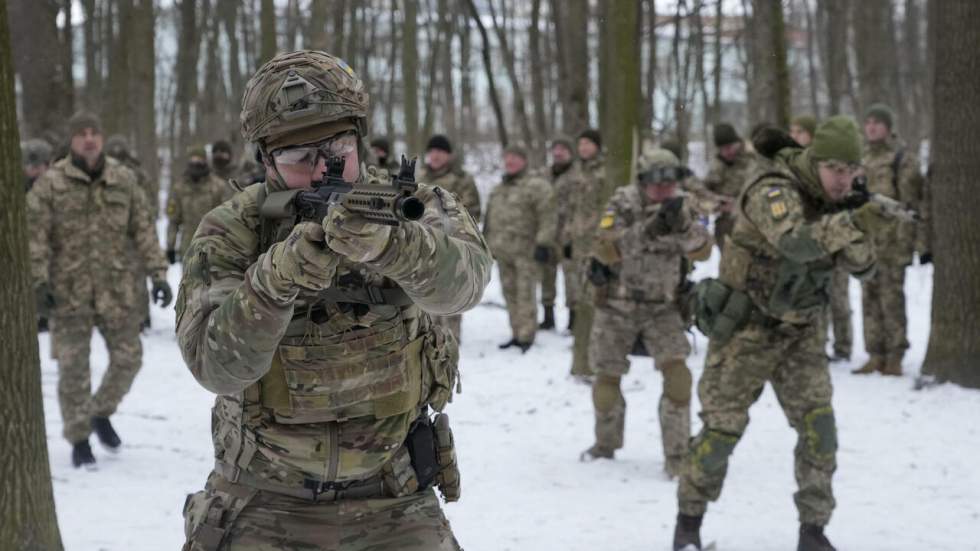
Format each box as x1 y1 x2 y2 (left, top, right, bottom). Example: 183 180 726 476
694 278 753 343
182 476 257 551
433 413 461 502
406 416 440 490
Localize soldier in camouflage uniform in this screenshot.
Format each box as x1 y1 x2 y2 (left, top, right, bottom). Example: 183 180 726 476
704 123 759 253
484 144 556 352
165 147 229 264
27 111 172 468
581 149 712 475
177 50 491 551
568 129 607 377
369 136 401 173
673 117 889 551
419 134 482 343
852 104 928 376
210 139 247 201
23 138 53 191
551 136 581 331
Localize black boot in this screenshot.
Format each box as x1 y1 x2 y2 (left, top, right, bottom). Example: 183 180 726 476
517 341 533 353
539 306 556 330
72 440 96 468
92 416 122 450
672 513 703 551
498 338 517 350
567 310 576 332
798 524 836 551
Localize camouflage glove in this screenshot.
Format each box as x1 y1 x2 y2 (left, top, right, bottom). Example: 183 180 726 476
151 279 173 307
323 205 393 263
267 222 340 292
35 282 56 318
533 245 552 264
850 201 890 235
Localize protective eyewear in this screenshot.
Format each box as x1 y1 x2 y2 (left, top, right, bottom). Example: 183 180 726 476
272 131 358 166
638 166 689 185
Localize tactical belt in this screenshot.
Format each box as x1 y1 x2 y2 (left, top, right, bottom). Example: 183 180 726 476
220 462 386 503
320 286 413 307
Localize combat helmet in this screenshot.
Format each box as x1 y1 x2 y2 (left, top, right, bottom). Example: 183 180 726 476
22 139 53 166
636 148 688 187
240 50 369 153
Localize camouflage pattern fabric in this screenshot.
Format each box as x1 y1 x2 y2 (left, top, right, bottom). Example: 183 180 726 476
539 256 558 308
27 156 167 443
431 314 462 344
678 148 876 527
213 162 251 202
420 162 482 223
588 184 710 465
568 156 606 375
548 161 581 310
484 169 556 342
859 137 924 362
829 267 852 358
166 172 229 257
703 149 758 251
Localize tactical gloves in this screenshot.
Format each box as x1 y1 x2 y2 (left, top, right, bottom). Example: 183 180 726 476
588 258 612 286
850 201 891 235
533 245 552 264
323 206 393 264
151 279 173 307
268 222 340 292
166 249 177 265
646 197 686 238
35 282 56 317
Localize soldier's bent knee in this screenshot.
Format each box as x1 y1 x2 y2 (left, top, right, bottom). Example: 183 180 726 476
802 406 837 461
691 429 740 474
661 358 692 405
592 374 622 411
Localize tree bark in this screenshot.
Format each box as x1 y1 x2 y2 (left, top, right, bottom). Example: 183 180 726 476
439 0 457 139
551 0 589 133
105 0 134 135
529 0 547 159
307 0 329 50
132 0 158 182
464 0 507 146
921 0 980 388
488 0 534 150
0 2 65 547
259 0 276 64
801 0 820 118
8 0 67 137
219 0 244 108
176 0 201 160
851 0 895 114
747 0 790 128
402 0 420 154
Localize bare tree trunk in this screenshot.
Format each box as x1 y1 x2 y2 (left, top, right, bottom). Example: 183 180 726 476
307 0 329 50
852 0 895 113
219 0 244 111
82 0 102 109
464 0 507 146
922 0 980 388
60 0 74 116
643 0 657 131
488 0 534 150
439 0 457 138
8 0 67 137
259 0 276 64
0 2 65 547
529 0 547 158
331 0 348 58
402 0 420 153
802 0 820 118
420 0 444 141
712 0 722 124
132 0 158 182
105 0 133 135
458 7 475 140
747 0 790 127
552 0 589 133
176 0 201 160
902 0 924 142
384 0 398 139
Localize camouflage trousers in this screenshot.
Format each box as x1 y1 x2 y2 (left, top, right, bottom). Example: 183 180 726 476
713 212 735 253
828 267 852 357
497 255 540 343
861 261 909 360
433 315 462 344
678 320 837 526
540 258 558 307
183 473 461 551
589 300 692 462
53 313 143 443
561 256 583 310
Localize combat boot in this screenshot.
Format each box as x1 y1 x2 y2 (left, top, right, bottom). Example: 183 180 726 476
797 523 836 551
881 355 903 376
851 355 884 375
71 440 96 468
579 444 615 461
567 310 576 332
672 513 703 551
498 338 518 350
92 416 122 450
516 341 533 354
539 306 556 330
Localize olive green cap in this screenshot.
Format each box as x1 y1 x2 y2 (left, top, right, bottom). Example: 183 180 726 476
503 143 528 160
809 115 862 164
791 115 817 136
864 103 895 129
713 123 741 147
186 145 208 160
67 111 102 137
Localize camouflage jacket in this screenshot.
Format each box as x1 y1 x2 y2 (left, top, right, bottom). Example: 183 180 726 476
116 157 159 217
213 162 250 201
27 156 167 319
862 137 927 264
550 161 580 248
175 173 492 488
484 169 557 260
594 185 712 303
704 149 759 200
166 172 228 254
720 148 876 324
565 155 606 262
420 162 482 223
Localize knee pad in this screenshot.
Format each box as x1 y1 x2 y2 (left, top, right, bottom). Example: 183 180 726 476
691 429 739 474
592 374 622 412
802 406 837 461
661 358 692 406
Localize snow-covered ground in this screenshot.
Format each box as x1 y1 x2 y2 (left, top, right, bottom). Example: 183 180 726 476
41 236 980 550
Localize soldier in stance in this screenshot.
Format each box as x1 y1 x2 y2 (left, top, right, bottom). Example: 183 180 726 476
704 123 758 252
673 118 888 551
165 147 228 264
550 136 581 332
419 134 482 343
852 103 929 376
28 111 171 468
177 50 491 550
581 149 712 474
484 144 556 353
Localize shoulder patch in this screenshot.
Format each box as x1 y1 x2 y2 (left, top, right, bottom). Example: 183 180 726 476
599 207 615 229
767 186 788 220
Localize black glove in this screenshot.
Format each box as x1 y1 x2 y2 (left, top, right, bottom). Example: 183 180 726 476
563 243 573 260
587 258 612 286
152 279 173 307
648 197 686 237
533 245 552 264
919 252 932 265
35 283 56 318
166 249 177 265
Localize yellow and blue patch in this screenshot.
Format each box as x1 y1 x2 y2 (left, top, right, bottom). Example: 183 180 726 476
767 187 788 220
599 208 615 229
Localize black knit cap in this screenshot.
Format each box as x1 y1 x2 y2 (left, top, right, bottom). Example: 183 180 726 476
370 137 391 155
212 140 233 154
713 123 741 147
577 128 602 149
426 134 453 153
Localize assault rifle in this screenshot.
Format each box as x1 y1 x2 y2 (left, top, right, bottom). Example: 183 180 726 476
843 175 918 223
260 155 425 225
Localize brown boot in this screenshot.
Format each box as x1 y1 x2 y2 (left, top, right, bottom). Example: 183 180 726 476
881 355 904 376
852 355 884 375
